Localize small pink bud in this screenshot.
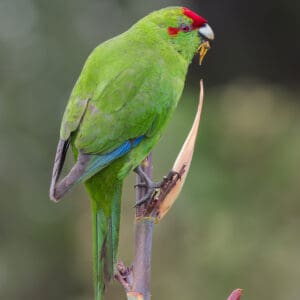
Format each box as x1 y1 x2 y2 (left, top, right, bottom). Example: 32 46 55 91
227 288 243 300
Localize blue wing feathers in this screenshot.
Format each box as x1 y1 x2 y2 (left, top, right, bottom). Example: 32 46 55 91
76 135 144 184
50 135 144 201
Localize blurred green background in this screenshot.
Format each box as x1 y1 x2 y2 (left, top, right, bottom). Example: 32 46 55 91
0 0 299 299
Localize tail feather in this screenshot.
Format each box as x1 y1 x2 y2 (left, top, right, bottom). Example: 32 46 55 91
85 169 122 300
50 137 144 298
49 138 70 201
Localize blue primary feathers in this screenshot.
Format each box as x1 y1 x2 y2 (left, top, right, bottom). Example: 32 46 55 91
76 136 145 184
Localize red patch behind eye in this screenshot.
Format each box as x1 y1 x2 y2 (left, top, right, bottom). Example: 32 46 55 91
168 27 180 35
182 7 207 29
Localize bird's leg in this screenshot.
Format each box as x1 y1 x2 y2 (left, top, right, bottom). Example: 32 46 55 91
134 167 181 206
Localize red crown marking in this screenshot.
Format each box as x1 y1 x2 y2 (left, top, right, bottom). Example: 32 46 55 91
182 7 207 29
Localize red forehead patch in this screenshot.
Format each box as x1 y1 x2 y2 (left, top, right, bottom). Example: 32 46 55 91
182 7 207 28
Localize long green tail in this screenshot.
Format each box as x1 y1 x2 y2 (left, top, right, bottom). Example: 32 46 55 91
85 167 122 300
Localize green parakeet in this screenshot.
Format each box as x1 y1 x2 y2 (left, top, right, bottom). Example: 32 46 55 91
50 6 214 300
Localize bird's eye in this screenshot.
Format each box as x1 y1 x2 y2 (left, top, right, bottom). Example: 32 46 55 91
180 23 191 33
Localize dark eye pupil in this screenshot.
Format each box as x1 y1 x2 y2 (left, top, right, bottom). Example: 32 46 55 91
180 24 190 33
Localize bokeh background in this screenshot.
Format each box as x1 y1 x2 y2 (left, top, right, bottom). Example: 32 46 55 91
0 0 299 299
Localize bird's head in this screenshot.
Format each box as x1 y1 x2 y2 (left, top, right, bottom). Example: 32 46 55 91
138 7 214 65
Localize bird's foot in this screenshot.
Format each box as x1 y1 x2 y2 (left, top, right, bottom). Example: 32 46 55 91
134 165 161 206
134 188 158 207
134 167 181 206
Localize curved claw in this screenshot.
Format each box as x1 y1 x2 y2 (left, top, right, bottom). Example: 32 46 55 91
163 170 181 183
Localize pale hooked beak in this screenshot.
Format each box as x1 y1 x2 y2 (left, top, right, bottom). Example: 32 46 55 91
197 23 214 65
199 23 215 41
